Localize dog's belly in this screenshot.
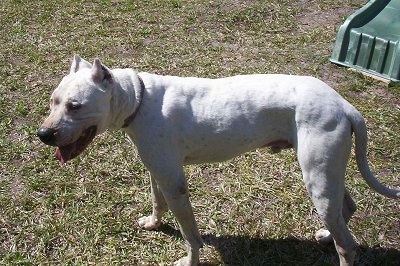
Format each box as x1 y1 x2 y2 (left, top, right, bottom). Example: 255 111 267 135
182 139 290 165
179 98 297 164
181 118 295 165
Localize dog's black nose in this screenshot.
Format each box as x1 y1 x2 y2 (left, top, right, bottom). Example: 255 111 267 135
37 127 57 146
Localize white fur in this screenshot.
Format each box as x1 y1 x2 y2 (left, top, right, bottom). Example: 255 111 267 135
39 56 399 266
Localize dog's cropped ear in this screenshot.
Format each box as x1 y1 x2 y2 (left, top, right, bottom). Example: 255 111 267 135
91 58 113 85
70 55 92 74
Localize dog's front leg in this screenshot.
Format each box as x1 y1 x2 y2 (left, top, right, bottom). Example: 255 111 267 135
138 174 168 230
157 172 203 266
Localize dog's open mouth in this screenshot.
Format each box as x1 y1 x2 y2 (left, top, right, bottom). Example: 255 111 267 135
55 126 97 164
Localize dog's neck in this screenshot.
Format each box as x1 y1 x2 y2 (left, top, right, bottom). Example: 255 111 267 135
121 75 144 128
108 69 144 130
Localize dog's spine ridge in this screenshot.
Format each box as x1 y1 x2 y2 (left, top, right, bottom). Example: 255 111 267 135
348 106 400 199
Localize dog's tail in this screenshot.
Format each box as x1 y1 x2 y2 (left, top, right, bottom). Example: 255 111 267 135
347 105 400 198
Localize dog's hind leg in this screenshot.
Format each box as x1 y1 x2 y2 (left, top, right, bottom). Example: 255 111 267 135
138 174 169 230
297 128 357 266
342 189 357 223
300 169 357 265
315 188 357 243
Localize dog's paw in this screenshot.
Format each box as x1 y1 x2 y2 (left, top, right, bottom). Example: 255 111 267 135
315 229 333 244
138 215 161 230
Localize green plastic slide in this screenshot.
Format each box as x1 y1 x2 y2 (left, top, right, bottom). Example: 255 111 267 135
331 0 400 82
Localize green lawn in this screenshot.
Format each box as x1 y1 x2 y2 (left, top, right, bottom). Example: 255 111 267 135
0 0 399 265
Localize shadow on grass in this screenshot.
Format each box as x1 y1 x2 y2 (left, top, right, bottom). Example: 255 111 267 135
159 224 400 266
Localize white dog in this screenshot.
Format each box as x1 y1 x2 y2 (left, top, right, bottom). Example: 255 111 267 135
38 55 399 266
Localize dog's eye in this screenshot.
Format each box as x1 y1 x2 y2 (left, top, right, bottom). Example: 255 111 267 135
66 101 82 111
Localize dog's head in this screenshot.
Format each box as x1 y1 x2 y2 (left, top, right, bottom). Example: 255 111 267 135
37 55 114 163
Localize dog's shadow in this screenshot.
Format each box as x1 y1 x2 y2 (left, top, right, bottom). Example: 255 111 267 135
158 224 400 266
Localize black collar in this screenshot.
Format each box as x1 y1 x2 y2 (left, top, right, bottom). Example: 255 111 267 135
122 75 145 128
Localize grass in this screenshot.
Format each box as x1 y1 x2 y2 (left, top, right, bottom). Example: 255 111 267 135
0 0 399 265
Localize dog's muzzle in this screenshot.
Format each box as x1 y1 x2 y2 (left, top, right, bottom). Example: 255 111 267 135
37 127 57 146
37 125 97 163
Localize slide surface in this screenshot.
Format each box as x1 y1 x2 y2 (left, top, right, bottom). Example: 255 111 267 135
331 0 400 82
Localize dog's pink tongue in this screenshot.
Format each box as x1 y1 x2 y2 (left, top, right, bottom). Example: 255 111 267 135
55 146 72 164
